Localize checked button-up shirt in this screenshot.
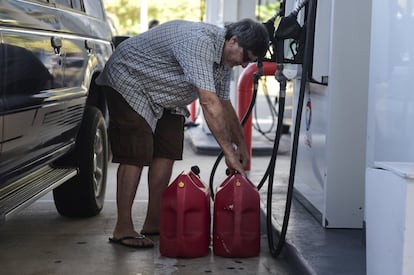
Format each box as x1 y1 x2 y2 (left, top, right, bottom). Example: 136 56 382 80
96 20 232 131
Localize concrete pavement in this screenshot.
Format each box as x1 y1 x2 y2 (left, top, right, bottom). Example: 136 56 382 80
0 125 365 274
0 133 298 275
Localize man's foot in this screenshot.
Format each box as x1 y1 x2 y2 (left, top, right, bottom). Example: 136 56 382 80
109 235 154 248
140 229 159 236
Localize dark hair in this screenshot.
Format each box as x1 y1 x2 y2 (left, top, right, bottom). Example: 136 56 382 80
148 19 159 29
225 18 269 58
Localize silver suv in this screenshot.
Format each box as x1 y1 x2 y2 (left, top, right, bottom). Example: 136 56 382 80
0 0 114 222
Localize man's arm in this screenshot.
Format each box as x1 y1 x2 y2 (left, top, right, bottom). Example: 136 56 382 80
197 88 246 175
220 99 249 170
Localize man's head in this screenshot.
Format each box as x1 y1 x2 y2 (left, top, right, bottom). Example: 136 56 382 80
222 18 269 68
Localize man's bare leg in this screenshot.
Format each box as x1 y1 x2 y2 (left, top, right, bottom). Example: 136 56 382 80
112 163 153 247
141 157 174 234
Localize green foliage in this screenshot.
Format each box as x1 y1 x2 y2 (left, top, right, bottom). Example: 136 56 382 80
149 0 205 22
104 0 206 35
105 0 140 35
104 0 280 35
256 1 280 22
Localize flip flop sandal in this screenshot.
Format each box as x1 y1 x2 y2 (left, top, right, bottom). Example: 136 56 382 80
109 235 154 249
140 230 159 236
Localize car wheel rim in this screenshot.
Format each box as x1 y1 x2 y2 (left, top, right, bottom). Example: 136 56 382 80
93 128 105 197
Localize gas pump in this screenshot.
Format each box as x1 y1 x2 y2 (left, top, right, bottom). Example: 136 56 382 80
259 0 319 257
208 0 370 262
209 0 317 258
265 0 371 255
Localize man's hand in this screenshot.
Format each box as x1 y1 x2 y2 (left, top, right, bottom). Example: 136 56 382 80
235 144 249 170
224 149 246 177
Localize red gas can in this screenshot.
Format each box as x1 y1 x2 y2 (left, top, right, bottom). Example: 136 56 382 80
213 173 260 257
160 166 210 258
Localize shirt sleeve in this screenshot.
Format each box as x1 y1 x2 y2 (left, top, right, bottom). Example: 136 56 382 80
215 66 232 100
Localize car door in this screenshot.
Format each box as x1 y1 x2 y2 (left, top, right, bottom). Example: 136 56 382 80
0 0 65 181
0 32 4 160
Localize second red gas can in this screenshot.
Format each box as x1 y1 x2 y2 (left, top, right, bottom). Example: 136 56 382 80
213 173 260 258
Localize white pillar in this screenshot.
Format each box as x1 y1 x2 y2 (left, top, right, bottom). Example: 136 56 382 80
140 0 148 33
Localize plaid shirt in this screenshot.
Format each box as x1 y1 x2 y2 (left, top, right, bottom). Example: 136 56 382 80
96 20 232 131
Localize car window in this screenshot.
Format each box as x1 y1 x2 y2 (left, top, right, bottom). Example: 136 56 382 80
55 0 71 7
83 0 105 19
71 0 82 10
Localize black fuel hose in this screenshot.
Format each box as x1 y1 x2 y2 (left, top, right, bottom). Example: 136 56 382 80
262 71 287 257
267 0 317 257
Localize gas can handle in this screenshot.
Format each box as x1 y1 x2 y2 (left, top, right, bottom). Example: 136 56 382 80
191 165 200 177
225 168 241 176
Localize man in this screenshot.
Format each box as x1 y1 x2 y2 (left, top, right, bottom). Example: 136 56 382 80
96 18 269 248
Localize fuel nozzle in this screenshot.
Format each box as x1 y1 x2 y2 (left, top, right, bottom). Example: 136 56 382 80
275 11 302 40
274 0 308 64
275 63 287 99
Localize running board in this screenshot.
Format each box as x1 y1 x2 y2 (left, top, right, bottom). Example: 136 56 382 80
0 165 78 224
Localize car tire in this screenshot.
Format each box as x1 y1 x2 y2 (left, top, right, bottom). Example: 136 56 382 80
53 106 108 217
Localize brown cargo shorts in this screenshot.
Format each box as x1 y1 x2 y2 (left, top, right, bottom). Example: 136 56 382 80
103 86 184 166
